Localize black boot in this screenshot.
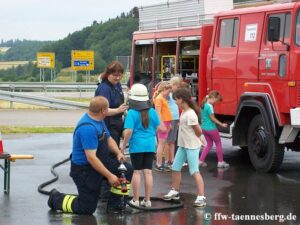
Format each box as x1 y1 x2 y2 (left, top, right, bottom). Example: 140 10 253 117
48 189 59 210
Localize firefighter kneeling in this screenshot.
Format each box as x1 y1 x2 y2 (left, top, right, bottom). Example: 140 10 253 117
47 96 133 214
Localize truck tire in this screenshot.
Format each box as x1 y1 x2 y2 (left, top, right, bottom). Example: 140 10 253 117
247 114 284 172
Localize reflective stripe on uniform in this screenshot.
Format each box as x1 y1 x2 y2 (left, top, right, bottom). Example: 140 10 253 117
67 196 76 213
62 195 76 213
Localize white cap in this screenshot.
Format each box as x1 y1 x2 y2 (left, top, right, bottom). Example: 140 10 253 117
129 84 149 101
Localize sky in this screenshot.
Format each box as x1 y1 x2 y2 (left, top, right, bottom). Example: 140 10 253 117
0 0 166 42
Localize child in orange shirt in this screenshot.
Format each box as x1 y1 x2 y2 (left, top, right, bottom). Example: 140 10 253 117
153 81 173 171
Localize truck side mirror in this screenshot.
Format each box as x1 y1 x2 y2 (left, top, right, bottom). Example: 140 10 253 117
268 17 281 42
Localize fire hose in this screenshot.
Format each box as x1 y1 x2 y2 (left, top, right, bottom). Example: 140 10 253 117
38 157 184 211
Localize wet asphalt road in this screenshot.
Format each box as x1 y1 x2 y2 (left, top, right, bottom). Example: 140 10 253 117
1 133 300 225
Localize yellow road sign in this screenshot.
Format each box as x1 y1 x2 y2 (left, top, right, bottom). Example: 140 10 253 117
71 50 94 71
37 52 55 69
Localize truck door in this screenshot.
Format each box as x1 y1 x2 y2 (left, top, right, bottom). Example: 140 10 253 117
211 17 239 115
236 13 264 91
259 12 291 112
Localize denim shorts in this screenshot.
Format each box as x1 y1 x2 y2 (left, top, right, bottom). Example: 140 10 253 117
171 147 200 175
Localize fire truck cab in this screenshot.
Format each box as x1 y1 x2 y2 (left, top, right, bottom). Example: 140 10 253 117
130 0 300 172
211 1 300 172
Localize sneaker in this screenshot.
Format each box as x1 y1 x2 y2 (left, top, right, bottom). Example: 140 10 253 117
194 196 206 207
217 161 230 168
129 199 139 207
154 165 164 171
163 188 180 200
140 199 152 207
199 161 207 167
166 162 172 168
163 164 171 172
47 189 58 210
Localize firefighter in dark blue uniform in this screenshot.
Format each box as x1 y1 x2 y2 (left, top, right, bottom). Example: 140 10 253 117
95 61 128 201
95 61 128 146
47 96 133 214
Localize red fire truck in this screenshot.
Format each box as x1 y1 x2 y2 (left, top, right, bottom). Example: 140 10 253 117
129 0 300 172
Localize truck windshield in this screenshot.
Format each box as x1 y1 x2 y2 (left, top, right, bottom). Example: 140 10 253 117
296 10 300 45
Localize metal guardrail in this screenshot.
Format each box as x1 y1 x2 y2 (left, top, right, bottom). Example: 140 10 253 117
0 82 97 92
0 90 88 110
0 82 127 93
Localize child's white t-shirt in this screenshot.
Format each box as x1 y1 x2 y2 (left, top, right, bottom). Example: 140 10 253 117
177 109 202 149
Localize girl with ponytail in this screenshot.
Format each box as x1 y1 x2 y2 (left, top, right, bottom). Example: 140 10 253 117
163 88 206 207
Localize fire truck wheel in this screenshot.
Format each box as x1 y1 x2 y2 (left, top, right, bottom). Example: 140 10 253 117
247 114 284 172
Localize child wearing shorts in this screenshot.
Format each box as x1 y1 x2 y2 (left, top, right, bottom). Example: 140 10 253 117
153 81 173 171
163 88 206 207
166 76 181 167
122 84 161 207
